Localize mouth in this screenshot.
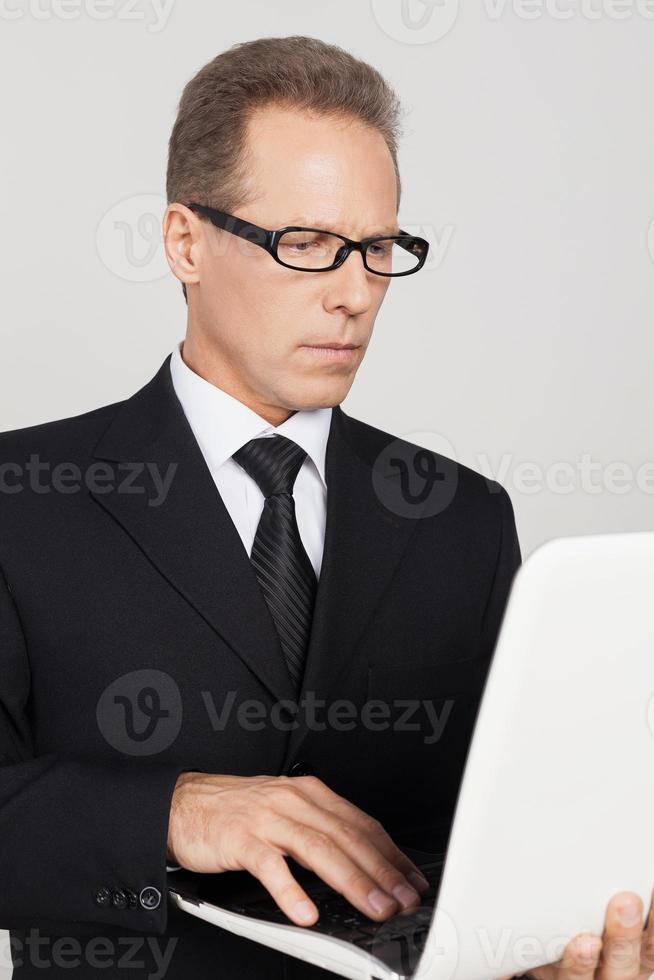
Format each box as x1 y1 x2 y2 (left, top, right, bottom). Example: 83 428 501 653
305 342 358 349
300 342 361 362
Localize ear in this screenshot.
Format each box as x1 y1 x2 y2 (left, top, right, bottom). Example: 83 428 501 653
163 203 201 293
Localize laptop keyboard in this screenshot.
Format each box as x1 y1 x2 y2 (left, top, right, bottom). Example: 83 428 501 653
233 859 443 976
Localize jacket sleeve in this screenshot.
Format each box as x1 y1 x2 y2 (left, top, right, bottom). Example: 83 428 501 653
477 483 522 667
0 560 187 934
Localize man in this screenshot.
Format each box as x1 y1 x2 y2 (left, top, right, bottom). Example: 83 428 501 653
0 34 650 980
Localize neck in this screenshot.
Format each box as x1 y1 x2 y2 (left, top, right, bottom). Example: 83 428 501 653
180 333 294 427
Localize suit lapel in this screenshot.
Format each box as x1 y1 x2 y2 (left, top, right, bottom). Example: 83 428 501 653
89 354 428 746
285 405 429 759
89 354 298 705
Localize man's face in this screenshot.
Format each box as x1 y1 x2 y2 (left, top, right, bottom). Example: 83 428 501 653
166 105 399 419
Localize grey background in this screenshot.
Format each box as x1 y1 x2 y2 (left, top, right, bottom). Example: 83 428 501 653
1 0 653 972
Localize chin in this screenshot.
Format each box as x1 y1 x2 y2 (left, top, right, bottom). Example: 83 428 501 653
286 377 352 412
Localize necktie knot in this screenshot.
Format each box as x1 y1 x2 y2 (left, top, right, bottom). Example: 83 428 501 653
232 435 308 498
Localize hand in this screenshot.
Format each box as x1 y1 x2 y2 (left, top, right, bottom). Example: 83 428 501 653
167 771 431 927
496 886 654 979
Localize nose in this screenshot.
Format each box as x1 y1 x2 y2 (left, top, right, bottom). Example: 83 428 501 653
323 246 375 316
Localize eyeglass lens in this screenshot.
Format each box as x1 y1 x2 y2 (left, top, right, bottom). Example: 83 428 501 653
277 230 422 274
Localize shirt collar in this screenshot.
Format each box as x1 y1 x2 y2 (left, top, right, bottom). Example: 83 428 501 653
169 341 332 488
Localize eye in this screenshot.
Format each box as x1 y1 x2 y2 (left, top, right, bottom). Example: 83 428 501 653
284 240 314 253
368 241 393 257
280 232 323 253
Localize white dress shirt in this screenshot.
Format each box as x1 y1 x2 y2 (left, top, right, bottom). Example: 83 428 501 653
169 341 332 580
166 341 332 870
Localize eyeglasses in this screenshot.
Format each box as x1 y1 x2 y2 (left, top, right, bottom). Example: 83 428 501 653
185 203 430 277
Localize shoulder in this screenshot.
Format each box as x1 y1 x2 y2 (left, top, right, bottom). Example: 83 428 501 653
0 399 124 465
339 408 515 525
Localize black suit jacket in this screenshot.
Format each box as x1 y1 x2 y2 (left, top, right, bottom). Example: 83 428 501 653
0 354 521 978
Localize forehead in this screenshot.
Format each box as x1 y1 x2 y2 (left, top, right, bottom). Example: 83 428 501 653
241 105 399 238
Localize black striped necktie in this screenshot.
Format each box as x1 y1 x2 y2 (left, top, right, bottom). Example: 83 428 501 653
232 435 318 689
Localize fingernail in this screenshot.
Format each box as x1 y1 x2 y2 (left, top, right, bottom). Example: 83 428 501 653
618 900 640 926
292 900 316 923
408 870 430 892
617 899 641 927
392 883 421 909
368 888 396 915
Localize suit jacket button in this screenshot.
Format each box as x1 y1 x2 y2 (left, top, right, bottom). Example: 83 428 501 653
288 762 316 777
94 887 112 908
139 886 162 910
111 889 128 910
124 888 138 908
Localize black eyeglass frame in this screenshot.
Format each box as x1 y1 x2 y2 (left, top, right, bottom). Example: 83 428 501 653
184 203 430 277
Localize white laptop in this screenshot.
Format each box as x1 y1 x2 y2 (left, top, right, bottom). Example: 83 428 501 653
169 531 654 980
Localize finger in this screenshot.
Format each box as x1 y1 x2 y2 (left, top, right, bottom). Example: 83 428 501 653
638 886 654 977
266 813 403 921
280 776 430 894
598 891 644 979
271 780 424 909
555 932 602 979
239 838 319 927
326 796 432 893
290 776 427 874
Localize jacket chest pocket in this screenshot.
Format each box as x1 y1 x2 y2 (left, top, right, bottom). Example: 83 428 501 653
367 656 483 704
